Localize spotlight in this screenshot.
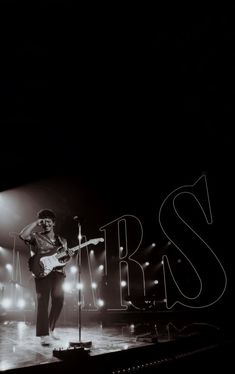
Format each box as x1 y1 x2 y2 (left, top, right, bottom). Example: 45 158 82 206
90 250 94 255
145 262 150 266
98 265 104 271
70 266 78 274
5 264 12 271
62 282 72 292
1 298 12 309
153 280 159 285
130 324 135 332
161 260 164 265
17 299 26 309
120 246 124 251
151 243 156 247
121 281 127 287
97 299 104 307
91 282 97 289
76 282 84 290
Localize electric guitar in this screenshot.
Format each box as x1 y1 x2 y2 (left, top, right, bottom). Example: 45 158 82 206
28 237 104 278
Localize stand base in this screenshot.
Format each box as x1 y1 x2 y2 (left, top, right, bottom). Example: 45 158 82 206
136 334 158 343
53 346 90 360
69 341 92 348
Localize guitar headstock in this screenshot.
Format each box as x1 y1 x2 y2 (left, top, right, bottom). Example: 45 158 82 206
89 238 104 246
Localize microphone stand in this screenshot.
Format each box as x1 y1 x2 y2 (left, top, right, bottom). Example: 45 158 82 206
69 220 92 349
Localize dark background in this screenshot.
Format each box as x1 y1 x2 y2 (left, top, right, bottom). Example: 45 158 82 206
0 3 234 315
0 4 233 186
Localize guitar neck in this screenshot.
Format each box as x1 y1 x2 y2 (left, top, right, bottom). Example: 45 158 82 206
57 241 90 259
70 241 90 254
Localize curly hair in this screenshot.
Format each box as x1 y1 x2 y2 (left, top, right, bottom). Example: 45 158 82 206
37 209 56 222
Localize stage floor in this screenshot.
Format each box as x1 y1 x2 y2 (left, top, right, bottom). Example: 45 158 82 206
0 321 155 371
0 315 234 373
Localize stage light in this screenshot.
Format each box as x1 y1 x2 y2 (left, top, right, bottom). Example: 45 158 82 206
151 243 156 247
98 265 104 271
121 280 127 287
70 266 78 274
145 262 150 266
17 299 26 309
130 324 135 332
5 264 12 271
0 361 11 371
161 260 164 265
1 298 12 309
153 280 159 285
62 282 72 292
177 258 182 263
90 250 94 255
167 241 171 246
97 299 104 307
91 282 97 289
76 282 84 290
120 246 124 251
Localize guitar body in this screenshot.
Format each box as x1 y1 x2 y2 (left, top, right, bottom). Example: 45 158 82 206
28 247 69 278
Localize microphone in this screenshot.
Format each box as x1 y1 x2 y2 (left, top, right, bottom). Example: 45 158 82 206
73 216 81 226
73 216 86 224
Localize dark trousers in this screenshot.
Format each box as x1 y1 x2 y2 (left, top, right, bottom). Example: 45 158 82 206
35 271 65 336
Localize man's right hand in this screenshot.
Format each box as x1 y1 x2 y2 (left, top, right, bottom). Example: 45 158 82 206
37 219 44 226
